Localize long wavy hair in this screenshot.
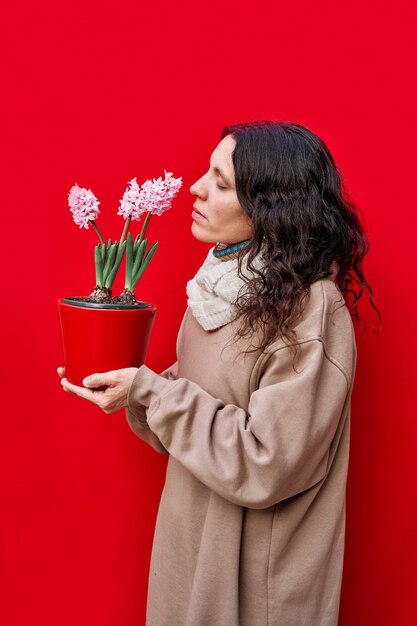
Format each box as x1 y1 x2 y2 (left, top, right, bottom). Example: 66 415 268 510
220 120 382 357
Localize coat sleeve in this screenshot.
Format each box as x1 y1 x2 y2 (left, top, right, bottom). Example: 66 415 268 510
125 361 178 456
126 340 349 508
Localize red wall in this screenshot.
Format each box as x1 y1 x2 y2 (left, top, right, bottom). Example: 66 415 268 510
2 1 416 624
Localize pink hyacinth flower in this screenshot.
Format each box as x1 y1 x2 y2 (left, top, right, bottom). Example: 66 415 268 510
139 170 183 216
117 177 148 221
68 184 100 229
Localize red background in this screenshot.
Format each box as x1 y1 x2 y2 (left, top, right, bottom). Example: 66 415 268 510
1 1 416 624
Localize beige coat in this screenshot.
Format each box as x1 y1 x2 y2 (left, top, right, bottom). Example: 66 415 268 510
126 277 357 626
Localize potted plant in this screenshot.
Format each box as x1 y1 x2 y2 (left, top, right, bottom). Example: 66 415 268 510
57 171 182 388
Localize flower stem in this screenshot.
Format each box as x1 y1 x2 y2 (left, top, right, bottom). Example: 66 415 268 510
120 218 131 245
138 212 152 245
90 220 106 245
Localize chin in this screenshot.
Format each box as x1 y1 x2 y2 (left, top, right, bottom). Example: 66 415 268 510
191 233 218 243
191 224 217 243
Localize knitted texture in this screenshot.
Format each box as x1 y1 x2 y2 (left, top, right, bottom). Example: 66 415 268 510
186 245 265 331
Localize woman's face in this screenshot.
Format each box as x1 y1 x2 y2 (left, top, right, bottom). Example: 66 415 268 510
189 135 253 244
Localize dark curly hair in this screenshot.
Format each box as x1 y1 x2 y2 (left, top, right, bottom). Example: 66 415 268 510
220 120 382 357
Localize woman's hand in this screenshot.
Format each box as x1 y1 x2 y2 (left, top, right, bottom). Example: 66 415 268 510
57 366 139 414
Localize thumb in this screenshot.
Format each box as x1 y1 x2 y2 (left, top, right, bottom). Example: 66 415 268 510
83 373 111 388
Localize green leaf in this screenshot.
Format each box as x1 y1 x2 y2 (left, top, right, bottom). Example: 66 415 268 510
95 244 103 287
115 239 127 264
106 240 127 288
103 243 118 283
131 239 147 277
132 241 159 290
100 243 106 265
125 233 133 291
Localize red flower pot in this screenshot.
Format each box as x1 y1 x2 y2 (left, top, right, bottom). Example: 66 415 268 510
57 298 157 388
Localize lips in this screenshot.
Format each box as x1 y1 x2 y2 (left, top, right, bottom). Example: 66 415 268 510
193 206 205 217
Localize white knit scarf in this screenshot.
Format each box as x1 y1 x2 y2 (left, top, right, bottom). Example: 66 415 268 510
186 245 265 331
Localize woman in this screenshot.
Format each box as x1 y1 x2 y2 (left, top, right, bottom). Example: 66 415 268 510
58 121 381 626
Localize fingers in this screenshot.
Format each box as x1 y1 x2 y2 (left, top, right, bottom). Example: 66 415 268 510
60 377 99 403
82 372 115 388
58 368 133 414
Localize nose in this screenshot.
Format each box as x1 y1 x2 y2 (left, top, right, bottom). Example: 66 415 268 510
190 174 207 198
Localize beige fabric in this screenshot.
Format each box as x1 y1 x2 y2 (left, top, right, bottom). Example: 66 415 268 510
126 278 357 626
